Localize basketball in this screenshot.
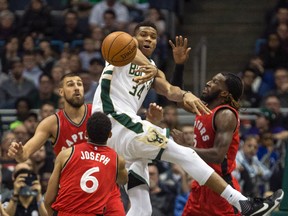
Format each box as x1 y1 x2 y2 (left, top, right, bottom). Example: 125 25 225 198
101 31 137 67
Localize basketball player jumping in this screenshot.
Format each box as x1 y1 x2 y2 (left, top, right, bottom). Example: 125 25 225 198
92 21 284 216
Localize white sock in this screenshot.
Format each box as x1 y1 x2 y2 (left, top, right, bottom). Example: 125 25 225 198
221 185 248 212
127 184 152 216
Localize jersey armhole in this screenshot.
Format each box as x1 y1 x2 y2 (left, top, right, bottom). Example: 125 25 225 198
52 113 60 147
61 147 74 172
213 107 238 132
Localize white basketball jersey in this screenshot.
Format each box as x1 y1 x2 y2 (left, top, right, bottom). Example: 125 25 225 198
92 62 155 116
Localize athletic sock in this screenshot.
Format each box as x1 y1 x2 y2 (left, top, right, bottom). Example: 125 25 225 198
220 185 248 212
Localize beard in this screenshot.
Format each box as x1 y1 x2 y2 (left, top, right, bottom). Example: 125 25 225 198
200 89 221 103
65 94 85 108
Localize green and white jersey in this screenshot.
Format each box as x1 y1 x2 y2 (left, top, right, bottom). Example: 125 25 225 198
92 62 154 117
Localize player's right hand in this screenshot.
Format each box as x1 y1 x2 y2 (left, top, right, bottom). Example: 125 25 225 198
7 141 23 159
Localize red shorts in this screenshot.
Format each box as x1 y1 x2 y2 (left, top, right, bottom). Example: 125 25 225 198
182 177 241 216
105 184 126 216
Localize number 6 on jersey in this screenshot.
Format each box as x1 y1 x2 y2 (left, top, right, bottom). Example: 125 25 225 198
80 167 100 193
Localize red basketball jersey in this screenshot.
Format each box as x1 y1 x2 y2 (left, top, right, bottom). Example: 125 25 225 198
194 105 240 176
52 142 118 215
53 104 92 155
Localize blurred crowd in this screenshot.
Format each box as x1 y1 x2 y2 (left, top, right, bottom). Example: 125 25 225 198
0 0 288 216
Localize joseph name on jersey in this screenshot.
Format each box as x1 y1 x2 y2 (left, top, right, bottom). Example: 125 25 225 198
92 62 154 115
80 150 111 165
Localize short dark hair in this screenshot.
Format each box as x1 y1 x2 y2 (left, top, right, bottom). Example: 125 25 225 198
87 112 111 144
134 21 158 35
59 72 80 87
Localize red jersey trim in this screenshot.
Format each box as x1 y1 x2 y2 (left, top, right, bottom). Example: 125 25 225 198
212 105 238 133
61 146 75 173
52 113 60 147
63 104 88 127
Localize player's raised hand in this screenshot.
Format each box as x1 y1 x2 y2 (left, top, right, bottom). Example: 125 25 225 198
133 65 158 84
183 92 211 115
169 35 191 64
8 141 24 159
146 103 163 126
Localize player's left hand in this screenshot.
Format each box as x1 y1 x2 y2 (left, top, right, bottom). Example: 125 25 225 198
169 35 191 64
183 92 211 115
133 65 158 84
171 129 186 146
146 103 163 126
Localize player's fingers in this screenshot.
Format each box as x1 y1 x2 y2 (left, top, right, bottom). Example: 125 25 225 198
186 101 201 116
175 36 179 46
169 40 175 49
179 35 183 46
183 37 188 48
186 47 192 57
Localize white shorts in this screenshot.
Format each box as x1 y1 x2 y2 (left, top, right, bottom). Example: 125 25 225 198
107 113 168 185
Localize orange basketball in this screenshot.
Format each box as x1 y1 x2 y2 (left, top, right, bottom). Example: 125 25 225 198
101 31 137 67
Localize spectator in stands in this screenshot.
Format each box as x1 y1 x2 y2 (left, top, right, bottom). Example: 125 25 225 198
262 94 288 129
0 0 8 13
30 145 53 183
120 0 149 22
69 53 82 73
240 66 261 108
267 67 288 107
39 102 56 120
245 107 285 138
54 10 85 43
234 136 272 197
0 10 17 40
89 0 129 30
20 35 35 54
19 0 53 39
79 37 102 70
78 70 98 103
28 73 59 109
12 123 30 144
145 8 166 36
0 131 17 192
88 57 104 84
257 132 280 171
276 23 288 53
148 163 176 216
51 66 65 94
258 33 288 69
0 59 36 109
36 40 56 74
161 104 179 130
90 26 104 51
2 162 47 216
264 7 288 37
102 9 119 36
22 51 43 88
0 36 19 74
23 112 38 138
55 56 71 74
14 97 32 122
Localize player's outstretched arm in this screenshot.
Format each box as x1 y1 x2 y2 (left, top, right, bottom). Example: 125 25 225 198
8 115 57 162
45 148 71 216
153 77 211 115
116 155 128 185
